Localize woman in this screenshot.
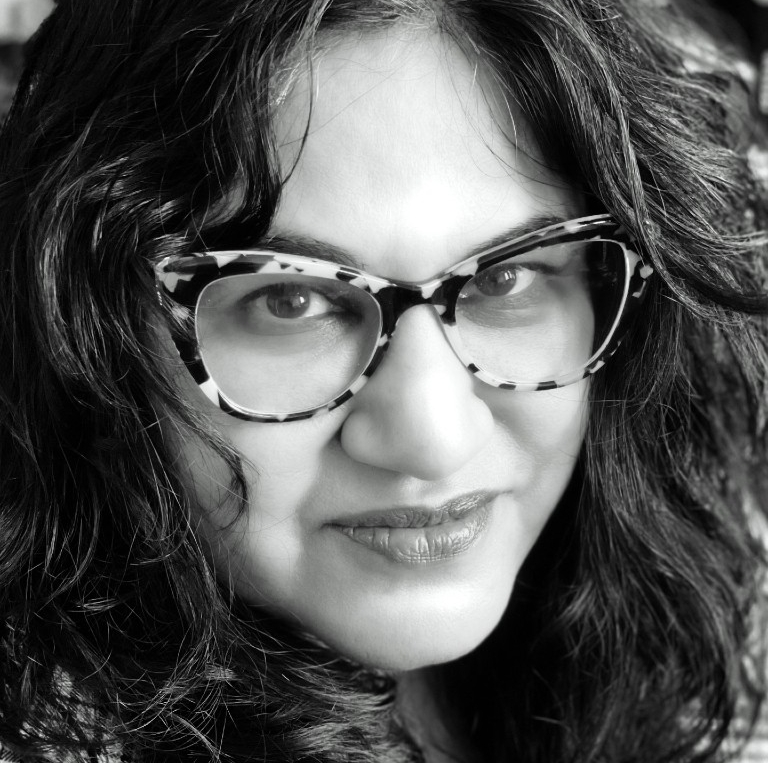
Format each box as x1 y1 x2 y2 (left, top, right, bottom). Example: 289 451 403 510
0 0 766 761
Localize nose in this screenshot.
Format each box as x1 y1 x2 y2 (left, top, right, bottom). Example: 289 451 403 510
339 306 495 481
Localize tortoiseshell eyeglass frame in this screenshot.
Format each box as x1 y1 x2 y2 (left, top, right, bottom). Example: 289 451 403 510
154 213 654 423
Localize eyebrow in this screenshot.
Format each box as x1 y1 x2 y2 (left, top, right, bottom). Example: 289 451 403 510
255 213 570 270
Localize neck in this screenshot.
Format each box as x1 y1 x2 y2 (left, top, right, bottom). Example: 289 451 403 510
396 668 475 763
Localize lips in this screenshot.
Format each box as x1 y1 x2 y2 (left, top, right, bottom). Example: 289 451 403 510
329 492 494 564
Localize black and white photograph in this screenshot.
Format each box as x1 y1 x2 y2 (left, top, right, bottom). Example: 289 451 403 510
0 1 767 761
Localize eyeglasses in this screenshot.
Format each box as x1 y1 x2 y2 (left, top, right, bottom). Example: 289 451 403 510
154 214 653 422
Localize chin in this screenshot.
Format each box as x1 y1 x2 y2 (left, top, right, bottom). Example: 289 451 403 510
312 598 508 671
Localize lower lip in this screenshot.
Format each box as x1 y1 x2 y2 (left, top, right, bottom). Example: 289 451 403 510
332 501 493 564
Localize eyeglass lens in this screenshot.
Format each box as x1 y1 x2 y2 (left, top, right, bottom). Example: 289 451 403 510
456 240 624 381
197 274 383 414
194 240 626 415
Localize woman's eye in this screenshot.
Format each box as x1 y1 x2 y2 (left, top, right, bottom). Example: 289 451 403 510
249 283 339 320
474 265 536 297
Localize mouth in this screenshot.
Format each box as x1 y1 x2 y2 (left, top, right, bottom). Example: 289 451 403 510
328 492 495 564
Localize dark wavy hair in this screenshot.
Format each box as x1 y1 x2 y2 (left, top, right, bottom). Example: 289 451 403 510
0 0 767 761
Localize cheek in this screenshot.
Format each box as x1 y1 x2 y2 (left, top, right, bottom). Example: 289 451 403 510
528 392 587 466
177 426 329 533
493 384 588 565
168 335 337 520
174 409 344 595
491 380 588 496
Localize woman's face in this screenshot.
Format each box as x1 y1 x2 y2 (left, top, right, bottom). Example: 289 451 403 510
176 31 588 670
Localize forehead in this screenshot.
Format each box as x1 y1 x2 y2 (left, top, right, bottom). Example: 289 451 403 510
269 30 581 279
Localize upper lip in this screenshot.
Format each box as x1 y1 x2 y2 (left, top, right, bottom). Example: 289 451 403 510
329 492 496 529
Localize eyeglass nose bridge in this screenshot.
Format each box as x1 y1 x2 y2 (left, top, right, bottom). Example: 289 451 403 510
364 279 468 382
374 278 464 335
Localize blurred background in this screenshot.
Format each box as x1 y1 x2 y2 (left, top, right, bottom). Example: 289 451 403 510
0 0 52 116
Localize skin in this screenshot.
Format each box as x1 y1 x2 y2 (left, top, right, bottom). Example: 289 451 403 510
174 29 589 671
